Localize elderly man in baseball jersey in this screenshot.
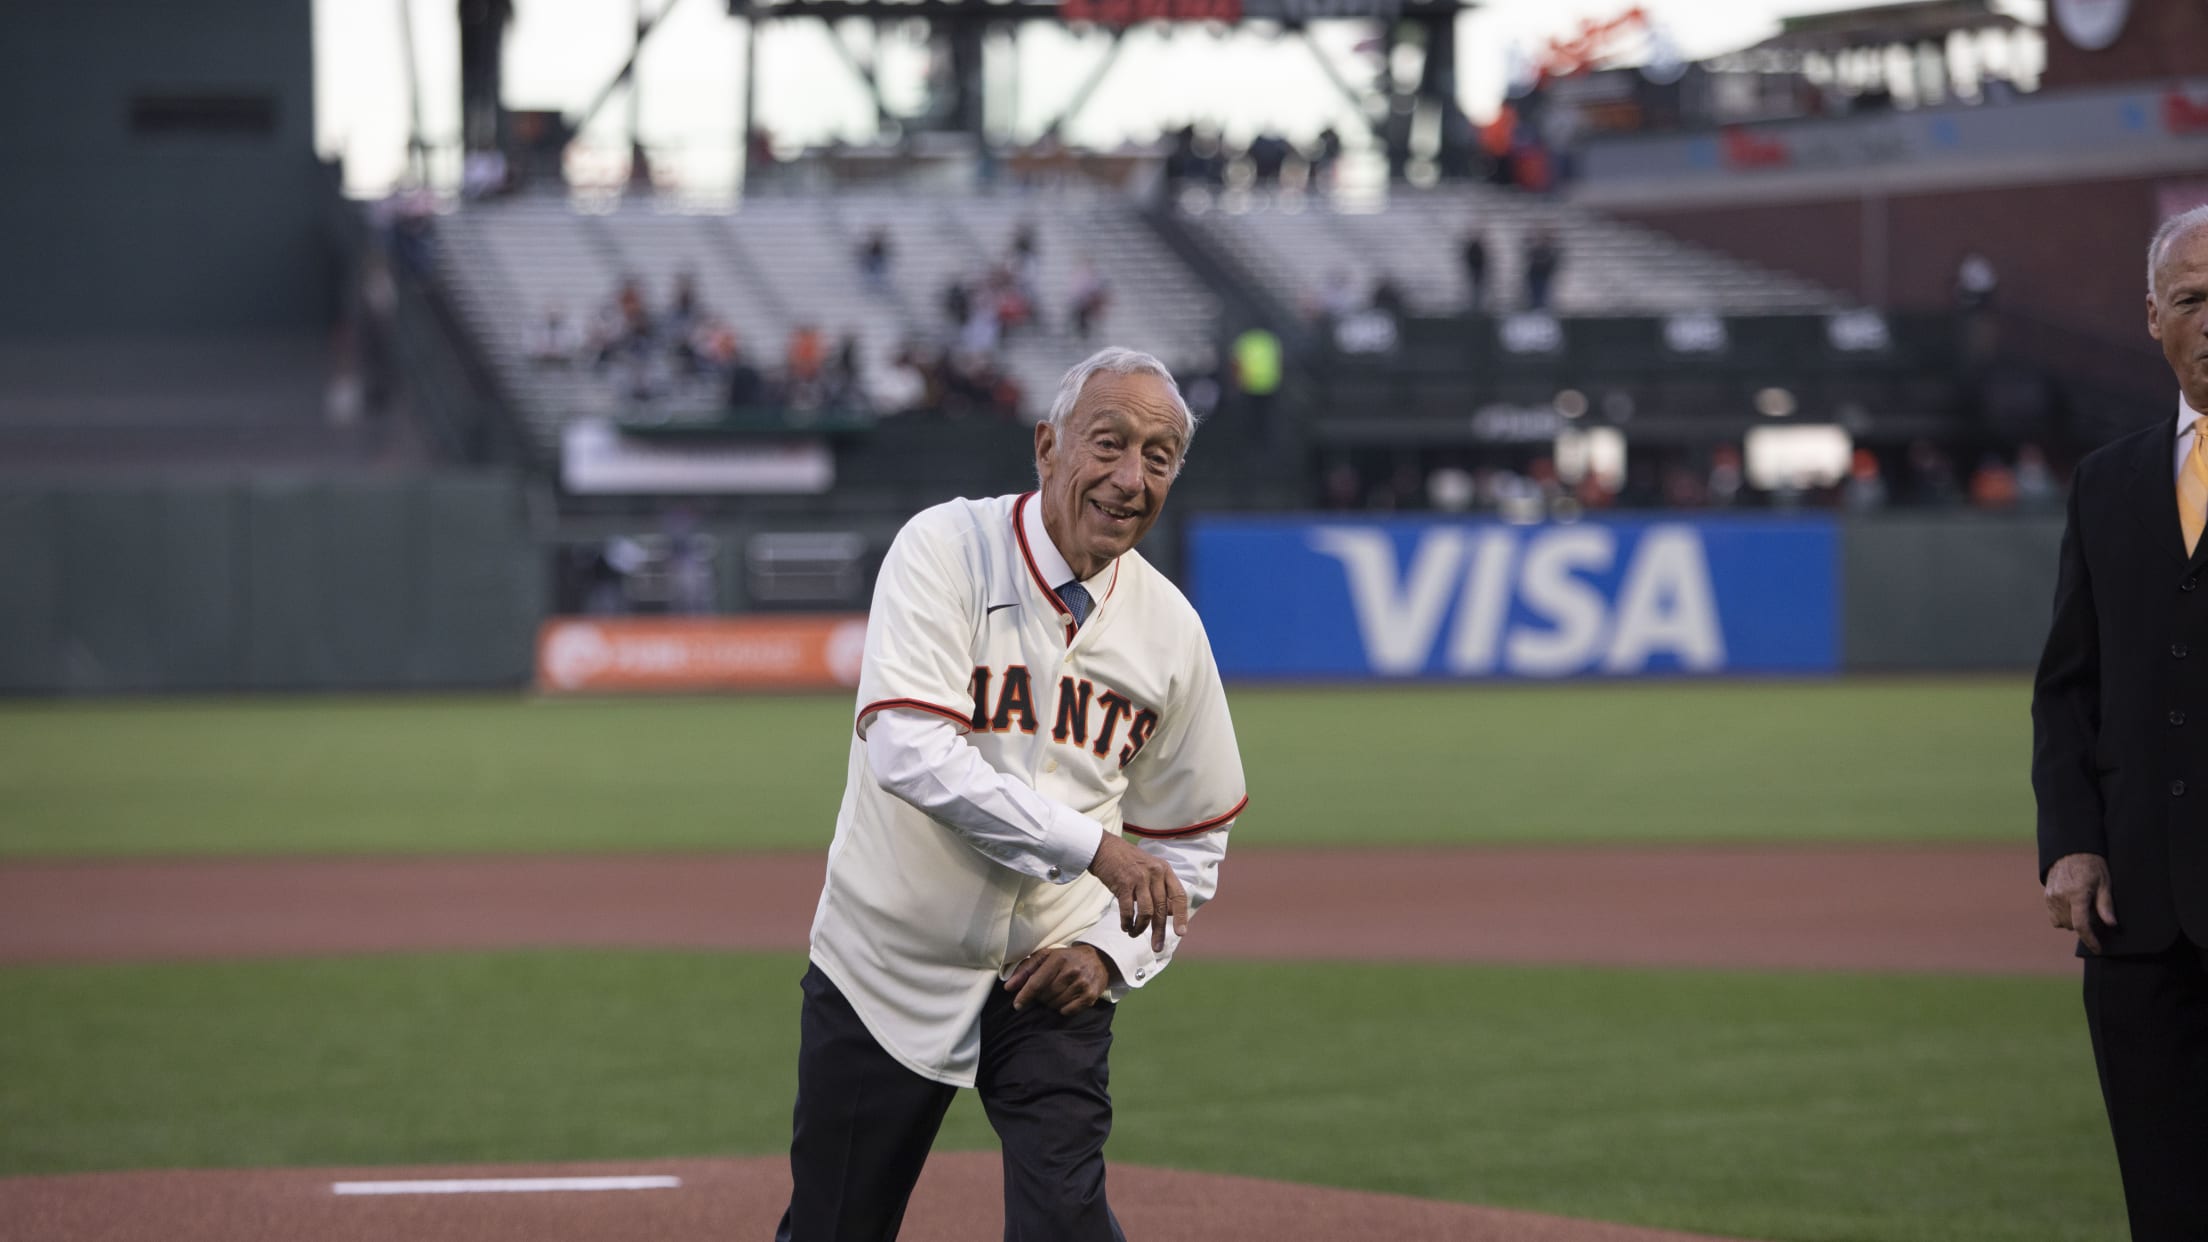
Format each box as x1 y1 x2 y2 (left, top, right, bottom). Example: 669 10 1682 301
775 347 1248 1242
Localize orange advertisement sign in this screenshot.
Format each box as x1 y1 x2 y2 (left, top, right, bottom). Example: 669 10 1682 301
536 615 868 693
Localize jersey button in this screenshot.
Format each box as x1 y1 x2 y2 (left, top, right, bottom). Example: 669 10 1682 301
2174 710 2189 726
1046 758 1059 773
1047 866 1063 881
2176 644 2192 659
2175 781 2189 797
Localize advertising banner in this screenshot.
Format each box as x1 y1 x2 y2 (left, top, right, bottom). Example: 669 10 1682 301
536 615 868 693
562 420 834 495
1188 516 1838 680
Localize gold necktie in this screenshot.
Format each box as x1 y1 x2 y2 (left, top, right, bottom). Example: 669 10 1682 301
2184 428 2208 556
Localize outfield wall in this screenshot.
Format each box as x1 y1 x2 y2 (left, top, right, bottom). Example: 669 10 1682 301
0 477 540 694
0 489 2063 694
1185 512 2064 681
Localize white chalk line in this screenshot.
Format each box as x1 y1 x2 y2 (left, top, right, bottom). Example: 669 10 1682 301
331 1175 683 1196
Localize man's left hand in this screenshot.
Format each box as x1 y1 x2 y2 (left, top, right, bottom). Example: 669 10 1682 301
1004 946 1118 1015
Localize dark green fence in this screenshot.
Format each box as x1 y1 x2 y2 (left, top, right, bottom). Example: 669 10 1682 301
0 482 2070 695
0 476 540 694
1841 514 2064 671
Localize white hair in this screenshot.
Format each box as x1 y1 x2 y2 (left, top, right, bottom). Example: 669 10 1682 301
2148 205 2208 294
1044 347 1198 444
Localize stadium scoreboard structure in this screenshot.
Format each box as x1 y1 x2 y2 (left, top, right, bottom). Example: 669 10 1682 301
729 0 1471 24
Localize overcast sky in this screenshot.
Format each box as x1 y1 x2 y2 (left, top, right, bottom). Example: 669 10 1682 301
314 0 2046 194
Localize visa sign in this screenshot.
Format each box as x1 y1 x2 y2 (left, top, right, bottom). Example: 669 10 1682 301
1188 516 1838 680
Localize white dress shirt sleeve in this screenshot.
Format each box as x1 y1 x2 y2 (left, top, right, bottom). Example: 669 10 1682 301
866 707 1105 884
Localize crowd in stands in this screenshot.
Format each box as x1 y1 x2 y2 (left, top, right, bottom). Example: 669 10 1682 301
526 216 1128 422
1305 226 1565 336
1318 441 2065 517
1161 123 1347 196
526 274 884 413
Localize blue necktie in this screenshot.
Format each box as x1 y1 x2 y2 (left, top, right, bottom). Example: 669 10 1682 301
1059 581 1093 629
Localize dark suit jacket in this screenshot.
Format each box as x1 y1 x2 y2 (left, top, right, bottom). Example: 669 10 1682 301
2032 410 2208 955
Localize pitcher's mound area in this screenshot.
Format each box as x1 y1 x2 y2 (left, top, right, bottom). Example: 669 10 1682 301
0 1153 1745 1242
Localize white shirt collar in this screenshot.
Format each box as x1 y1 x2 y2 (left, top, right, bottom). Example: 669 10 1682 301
2183 394 2204 440
1019 492 1115 596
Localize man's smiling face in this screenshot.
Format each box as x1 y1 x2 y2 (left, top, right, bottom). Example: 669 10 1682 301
1034 370 1188 582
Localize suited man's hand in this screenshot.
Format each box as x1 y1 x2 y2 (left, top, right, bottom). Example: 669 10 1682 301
2045 852 2118 953
1004 945 1117 1015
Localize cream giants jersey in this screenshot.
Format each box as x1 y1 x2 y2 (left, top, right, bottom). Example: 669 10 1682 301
808 491 1247 1086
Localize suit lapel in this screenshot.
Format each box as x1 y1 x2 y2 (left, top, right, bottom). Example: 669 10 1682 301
2124 411 2192 572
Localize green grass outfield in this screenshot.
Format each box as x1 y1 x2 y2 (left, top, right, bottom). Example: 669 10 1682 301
0 679 2031 856
0 951 2118 1242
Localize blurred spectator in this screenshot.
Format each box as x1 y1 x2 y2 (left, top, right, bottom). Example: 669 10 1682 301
858 227 893 295
1481 105 1519 188
1843 449 1888 512
1524 227 1561 311
589 538 647 614
381 187 438 277
727 347 769 407
1428 466 1476 512
989 267 1034 336
746 126 779 185
1954 251 1999 311
942 279 972 329
1164 124 1202 191
1370 278 1408 323
1707 444 1745 507
1573 468 1616 511
1662 464 1707 508
1008 225 1041 313
1177 352 1222 422
1068 260 1111 341
869 345 929 414
1308 127 1344 193
615 278 653 344
959 298 1001 357
1314 270 1358 323
663 508 716 616
826 333 863 408
1906 439 1961 505
1461 231 1489 311
692 318 739 376
1323 460 1362 509
786 324 825 386
666 273 706 372
667 273 704 341
2015 443 2059 509
528 306 584 366
461 147 510 200
1231 326 1283 445
1248 130 1292 188
1969 454 2020 509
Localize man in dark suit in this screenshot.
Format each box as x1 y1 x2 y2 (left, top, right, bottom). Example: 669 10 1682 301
2033 203 2208 1241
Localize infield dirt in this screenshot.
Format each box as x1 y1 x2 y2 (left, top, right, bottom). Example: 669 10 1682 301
0 1153 1751 1242
0 844 2065 973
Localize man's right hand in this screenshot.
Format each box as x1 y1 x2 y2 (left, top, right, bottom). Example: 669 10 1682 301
1088 832 1188 951
2045 852 2117 953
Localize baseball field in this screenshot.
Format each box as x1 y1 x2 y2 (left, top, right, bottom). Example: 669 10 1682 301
0 679 2121 1241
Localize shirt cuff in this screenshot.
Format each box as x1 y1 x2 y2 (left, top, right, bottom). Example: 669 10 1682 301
1039 805 1105 884
1075 918 1179 999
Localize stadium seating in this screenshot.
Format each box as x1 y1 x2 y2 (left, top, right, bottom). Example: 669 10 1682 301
435 189 1220 459
1181 183 1841 316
